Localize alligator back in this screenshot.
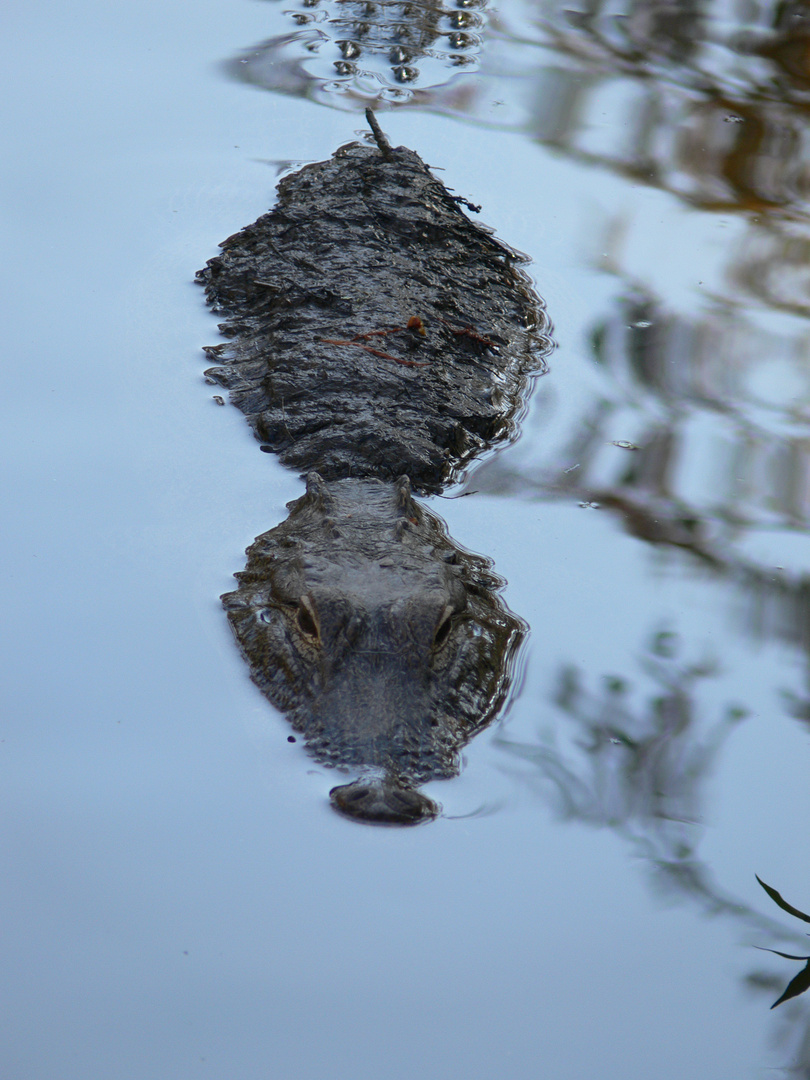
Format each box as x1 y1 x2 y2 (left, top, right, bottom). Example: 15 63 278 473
230 0 488 101
196 131 551 493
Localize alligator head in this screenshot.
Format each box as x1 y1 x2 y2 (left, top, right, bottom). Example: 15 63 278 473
222 473 524 824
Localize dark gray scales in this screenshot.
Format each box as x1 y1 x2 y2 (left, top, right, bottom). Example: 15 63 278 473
196 131 550 493
198 119 551 823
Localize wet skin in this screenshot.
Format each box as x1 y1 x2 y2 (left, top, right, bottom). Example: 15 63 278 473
199 118 549 822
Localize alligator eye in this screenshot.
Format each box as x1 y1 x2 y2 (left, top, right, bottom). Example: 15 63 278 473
433 607 454 648
296 599 320 641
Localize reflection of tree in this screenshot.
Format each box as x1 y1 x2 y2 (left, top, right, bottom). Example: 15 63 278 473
494 0 810 341
497 630 766 924
536 0 810 107
511 0 810 209
470 276 810 678
468 223 810 1061
228 0 810 319
495 630 810 1062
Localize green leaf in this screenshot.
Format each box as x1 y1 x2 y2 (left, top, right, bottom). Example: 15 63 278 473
771 961 810 1009
753 946 810 961
756 876 810 924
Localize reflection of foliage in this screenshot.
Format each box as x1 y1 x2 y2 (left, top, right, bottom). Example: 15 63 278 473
497 627 810 1065
537 0 810 109
470 281 810 680
756 876 810 1008
525 0 810 212
494 629 788 928
517 1 810 323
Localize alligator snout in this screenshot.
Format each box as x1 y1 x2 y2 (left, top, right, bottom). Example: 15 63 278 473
329 778 439 825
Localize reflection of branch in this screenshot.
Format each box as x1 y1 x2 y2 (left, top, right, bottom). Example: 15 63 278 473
496 633 793 933
498 626 810 1061
539 1 810 114
477 441 810 685
470 272 810 682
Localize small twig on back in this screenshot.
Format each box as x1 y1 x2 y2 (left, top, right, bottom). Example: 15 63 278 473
365 108 394 162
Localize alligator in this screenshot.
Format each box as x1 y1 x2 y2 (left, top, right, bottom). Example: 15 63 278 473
197 112 551 823
229 0 487 105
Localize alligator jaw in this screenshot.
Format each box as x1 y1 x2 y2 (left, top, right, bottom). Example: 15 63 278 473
329 778 440 825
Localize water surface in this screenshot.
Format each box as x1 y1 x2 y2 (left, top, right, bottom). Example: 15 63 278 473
3 0 810 1076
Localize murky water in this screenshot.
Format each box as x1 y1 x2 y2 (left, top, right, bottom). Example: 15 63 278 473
4 0 810 1076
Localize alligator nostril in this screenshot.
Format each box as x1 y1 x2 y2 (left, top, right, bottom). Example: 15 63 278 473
329 781 439 825
343 784 372 804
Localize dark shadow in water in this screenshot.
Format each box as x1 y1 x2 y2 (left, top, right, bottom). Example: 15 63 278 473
197 115 551 824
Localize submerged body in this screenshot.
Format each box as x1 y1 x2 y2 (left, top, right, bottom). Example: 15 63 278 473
198 115 550 822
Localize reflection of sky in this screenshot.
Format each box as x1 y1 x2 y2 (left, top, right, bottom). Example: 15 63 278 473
4 0 810 1077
